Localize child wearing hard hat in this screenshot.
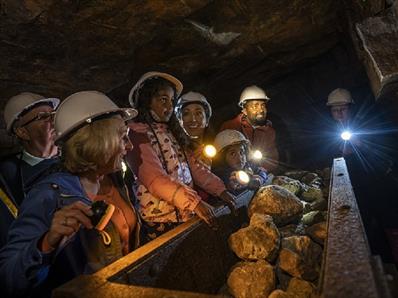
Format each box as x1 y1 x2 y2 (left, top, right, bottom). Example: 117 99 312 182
211 129 270 194
126 72 236 241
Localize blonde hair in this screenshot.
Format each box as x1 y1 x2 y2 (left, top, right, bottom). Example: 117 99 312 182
63 116 124 174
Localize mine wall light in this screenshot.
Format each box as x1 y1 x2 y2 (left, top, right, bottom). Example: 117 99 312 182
251 149 263 160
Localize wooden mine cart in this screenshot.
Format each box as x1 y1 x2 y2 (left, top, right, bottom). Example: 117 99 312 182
53 158 391 298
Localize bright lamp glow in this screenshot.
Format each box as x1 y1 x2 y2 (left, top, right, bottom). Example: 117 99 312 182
341 131 352 141
236 171 250 185
203 145 217 158
252 150 263 160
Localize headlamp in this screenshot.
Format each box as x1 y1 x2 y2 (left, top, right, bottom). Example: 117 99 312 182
252 149 263 160
203 144 217 158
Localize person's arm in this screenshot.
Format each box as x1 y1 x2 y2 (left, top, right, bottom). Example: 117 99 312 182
126 125 200 212
0 187 59 296
0 187 92 297
189 156 237 212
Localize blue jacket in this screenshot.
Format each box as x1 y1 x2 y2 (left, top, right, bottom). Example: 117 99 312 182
0 155 59 250
0 171 128 298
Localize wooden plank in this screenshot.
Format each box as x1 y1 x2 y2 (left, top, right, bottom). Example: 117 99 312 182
54 191 254 298
321 158 380 298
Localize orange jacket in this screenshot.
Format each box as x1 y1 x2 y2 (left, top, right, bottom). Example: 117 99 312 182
220 113 279 172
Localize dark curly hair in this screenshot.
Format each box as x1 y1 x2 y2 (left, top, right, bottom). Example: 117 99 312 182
134 77 190 149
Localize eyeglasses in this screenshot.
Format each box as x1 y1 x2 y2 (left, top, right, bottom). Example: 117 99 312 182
19 111 56 127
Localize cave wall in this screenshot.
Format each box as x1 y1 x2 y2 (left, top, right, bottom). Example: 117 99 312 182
1 0 396 163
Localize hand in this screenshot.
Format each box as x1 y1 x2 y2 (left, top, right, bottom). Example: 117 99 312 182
194 200 218 229
45 201 93 250
247 175 261 190
228 171 246 191
218 190 238 215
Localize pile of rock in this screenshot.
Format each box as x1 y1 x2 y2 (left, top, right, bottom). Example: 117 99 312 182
227 170 329 298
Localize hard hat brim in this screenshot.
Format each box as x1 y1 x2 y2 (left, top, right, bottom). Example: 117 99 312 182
238 97 270 108
128 72 183 108
7 97 60 133
54 107 137 143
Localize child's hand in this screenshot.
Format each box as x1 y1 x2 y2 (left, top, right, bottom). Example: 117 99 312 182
247 175 261 190
228 171 246 191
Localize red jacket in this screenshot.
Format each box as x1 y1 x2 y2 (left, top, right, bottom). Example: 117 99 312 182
220 113 279 172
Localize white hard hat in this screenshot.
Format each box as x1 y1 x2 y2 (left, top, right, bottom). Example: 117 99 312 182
238 85 270 107
128 71 183 108
326 88 354 106
213 129 249 153
4 92 60 133
175 91 213 120
55 91 138 142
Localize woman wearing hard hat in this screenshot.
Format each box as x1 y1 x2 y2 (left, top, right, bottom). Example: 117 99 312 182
126 72 236 241
175 91 215 166
0 91 140 297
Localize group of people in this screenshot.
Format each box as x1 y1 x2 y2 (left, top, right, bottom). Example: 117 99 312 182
0 71 280 297
0 70 396 297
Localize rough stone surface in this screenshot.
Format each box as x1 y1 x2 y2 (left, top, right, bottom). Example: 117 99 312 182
287 277 317 298
300 173 320 185
278 236 322 281
276 267 292 291
306 221 327 246
301 211 326 226
249 185 303 227
308 198 328 212
0 0 339 101
227 260 275 298
278 223 306 239
300 186 323 202
229 213 280 262
272 176 303 195
268 289 293 298
284 171 309 181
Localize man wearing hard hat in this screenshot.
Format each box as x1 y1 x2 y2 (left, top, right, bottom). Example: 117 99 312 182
0 92 60 248
327 88 354 127
220 85 279 172
326 88 398 263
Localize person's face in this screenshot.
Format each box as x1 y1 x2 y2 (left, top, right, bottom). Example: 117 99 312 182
104 118 133 174
225 143 247 171
181 103 207 138
243 100 267 126
330 104 350 124
15 104 56 150
149 86 175 122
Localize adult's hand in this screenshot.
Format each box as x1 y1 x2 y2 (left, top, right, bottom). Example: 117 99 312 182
194 200 218 229
44 201 93 251
219 190 238 215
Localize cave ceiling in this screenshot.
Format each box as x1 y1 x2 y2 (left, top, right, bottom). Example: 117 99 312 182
0 0 381 106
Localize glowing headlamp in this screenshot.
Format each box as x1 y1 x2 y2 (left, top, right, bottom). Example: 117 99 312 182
203 144 217 158
341 131 352 141
252 150 263 160
236 170 250 185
